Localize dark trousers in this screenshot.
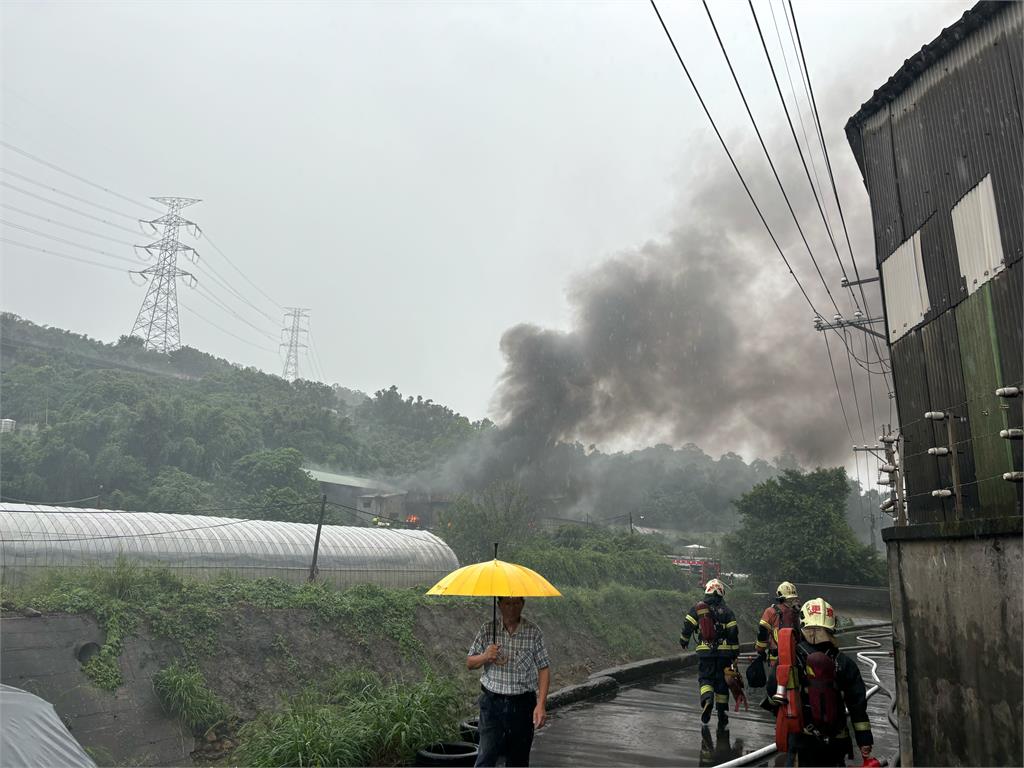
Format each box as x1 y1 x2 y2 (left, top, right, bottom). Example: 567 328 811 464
475 688 536 767
697 656 732 716
787 733 852 767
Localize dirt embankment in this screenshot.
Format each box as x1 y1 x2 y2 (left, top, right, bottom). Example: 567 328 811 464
199 595 696 722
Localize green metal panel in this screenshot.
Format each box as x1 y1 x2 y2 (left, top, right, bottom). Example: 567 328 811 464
954 284 1017 516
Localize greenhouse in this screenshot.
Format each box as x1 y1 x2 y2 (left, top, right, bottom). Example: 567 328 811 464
0 504 459 588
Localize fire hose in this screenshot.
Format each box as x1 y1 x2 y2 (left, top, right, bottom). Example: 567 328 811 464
713 627 899 768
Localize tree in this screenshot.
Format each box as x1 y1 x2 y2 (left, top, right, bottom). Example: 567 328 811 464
437 482 538 563
144 468 214 512
723 468 886 586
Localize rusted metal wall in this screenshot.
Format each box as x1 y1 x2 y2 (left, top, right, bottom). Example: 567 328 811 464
954 282 1018 517
848 2 1023 523
890 332 943 523
921 311 979 517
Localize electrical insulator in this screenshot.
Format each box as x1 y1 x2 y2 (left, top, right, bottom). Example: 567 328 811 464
995 387 1021 398
880 463 897 472
877 477 892 486
925 411 946 421
931 489 953 498
928 447 950 456
879 435 898 444
1003 472 1024 482
999 429 1023 440
880 498 895 511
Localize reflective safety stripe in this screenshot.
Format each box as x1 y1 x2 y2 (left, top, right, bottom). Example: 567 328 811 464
759 619 772 629
695 643 712 652
754 640 768 649
715 694 729 703
700 684 714 695
696 608 710 616
724 620 738 628
686 615 699 626
717 643 739 651
853 721 872 732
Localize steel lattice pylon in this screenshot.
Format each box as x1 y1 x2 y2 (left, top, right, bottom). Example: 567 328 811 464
129 197 202 353
280 307 310 382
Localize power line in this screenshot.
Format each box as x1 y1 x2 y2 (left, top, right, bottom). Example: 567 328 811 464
193 283 280 343
747 0 860 311
178 301 278 353
191 256 280 326
766 0 834 243
0 168 140 220
823 332 855 442
1 238 130 273
0 140 162 213
647 0 823 318
0 218 142 263
0 204 139 245
0 181 145 234
202 232 285 312
700 0 842 317
0 494 100 506
786 0 893 393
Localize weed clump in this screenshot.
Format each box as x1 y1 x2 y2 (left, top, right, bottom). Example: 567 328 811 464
152 662 231 733
235 672 462 767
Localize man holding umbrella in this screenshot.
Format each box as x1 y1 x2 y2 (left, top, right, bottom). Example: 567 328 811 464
467 596 550 767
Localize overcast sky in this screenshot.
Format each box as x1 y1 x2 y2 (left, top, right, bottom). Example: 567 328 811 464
1 0 970 456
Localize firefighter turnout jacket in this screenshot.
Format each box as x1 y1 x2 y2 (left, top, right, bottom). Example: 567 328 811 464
680 598 740 658
755 600 799 660
797 640 873 751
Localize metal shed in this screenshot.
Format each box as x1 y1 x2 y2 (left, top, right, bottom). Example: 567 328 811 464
0 504 458 588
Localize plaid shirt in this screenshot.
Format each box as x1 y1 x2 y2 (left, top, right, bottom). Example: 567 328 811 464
468 617 550 695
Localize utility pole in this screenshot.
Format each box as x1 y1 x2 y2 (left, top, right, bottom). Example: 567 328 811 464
858 431 906 526
130 197 201 353
280 307 310 382
813 311 887 341
629 512 634 534
308 494 327 582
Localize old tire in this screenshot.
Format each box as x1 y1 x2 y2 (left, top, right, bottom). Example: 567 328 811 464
415 741 478 767
458 717 480 744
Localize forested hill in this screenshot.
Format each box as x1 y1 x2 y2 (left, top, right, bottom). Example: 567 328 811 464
0 313 882 542
0 313 485 518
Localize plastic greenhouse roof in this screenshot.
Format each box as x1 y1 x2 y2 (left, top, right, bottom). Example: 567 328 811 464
0 504 457 587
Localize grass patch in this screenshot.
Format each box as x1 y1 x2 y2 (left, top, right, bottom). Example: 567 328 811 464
235 671 462 767
152 662 231 733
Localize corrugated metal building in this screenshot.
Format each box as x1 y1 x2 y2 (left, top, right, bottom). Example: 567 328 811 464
845 3 1022 765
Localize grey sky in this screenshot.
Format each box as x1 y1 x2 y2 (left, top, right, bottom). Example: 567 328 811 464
1 0 969 459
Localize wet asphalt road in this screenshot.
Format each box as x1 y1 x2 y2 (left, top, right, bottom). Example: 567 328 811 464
532 633 897 767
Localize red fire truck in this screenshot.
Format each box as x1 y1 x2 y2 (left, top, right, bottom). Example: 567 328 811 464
669 554 722 584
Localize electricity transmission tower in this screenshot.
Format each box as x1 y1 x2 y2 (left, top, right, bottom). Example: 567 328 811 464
129 197 201 352
280 308 310 381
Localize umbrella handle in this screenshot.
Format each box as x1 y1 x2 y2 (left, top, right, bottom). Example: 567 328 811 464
492 542 499 645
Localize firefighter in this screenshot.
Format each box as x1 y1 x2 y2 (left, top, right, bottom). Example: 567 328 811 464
680 578 740 731
788 597 874 767
753 581 801 704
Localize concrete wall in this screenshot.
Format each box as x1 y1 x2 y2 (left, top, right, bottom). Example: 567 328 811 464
0 614 190 766
884 517 1023 767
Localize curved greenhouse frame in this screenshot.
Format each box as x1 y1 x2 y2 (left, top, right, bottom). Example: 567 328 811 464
0 504 458 588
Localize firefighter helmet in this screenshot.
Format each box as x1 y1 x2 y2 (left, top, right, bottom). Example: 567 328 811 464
704 578 726 597
800 597 837 631
776 581 798 600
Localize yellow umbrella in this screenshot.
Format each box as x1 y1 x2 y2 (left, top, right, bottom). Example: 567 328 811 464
426 543 561 643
